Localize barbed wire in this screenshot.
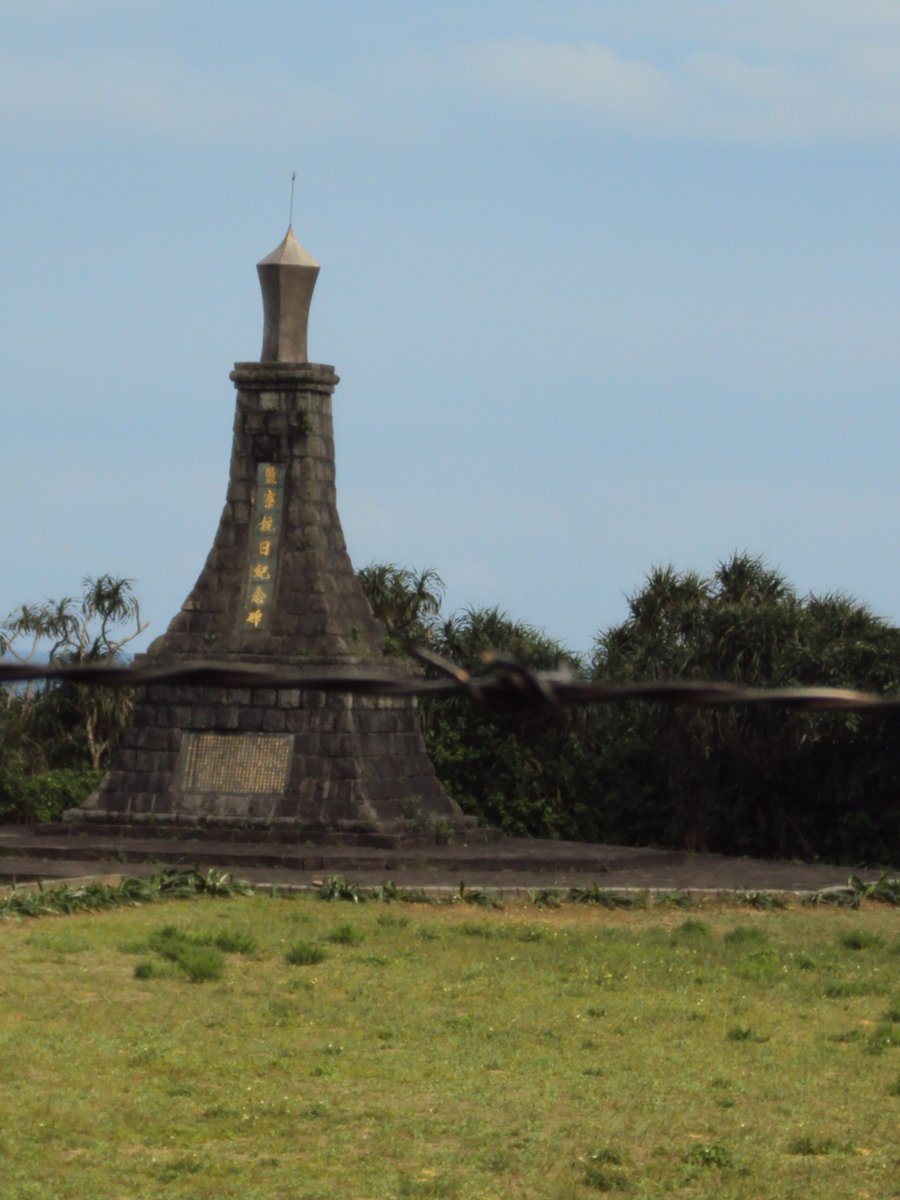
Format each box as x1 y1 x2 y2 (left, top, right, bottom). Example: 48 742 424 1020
1 649 899 713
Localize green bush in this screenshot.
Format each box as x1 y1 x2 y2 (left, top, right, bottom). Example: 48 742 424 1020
0 766 103 823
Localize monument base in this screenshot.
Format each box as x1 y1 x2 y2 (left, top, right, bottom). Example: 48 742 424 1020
66 674 469 836
52 816 498 847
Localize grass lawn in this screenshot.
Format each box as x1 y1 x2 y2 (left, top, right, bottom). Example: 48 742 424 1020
0 890 898 1199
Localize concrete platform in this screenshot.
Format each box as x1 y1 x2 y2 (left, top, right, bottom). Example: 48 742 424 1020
0 825 892 893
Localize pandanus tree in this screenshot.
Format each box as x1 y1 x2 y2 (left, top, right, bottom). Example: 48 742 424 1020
357 561 593 838
422 606 594 839
356 563 445 653
591 553 900 859
1 575 148 772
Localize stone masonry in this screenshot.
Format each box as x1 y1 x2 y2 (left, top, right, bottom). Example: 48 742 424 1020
65 229 467 835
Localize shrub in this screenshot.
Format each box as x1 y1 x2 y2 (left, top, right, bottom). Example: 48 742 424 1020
0 766 104 823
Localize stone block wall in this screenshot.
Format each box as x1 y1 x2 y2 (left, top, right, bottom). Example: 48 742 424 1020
69 362 465 834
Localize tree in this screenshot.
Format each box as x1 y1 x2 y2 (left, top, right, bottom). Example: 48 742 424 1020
422 606 595 838
1 575 148 773
356 562 596 838
591 553 900 859
356 563 445 654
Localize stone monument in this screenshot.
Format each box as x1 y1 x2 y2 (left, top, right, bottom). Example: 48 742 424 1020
66 226 468 838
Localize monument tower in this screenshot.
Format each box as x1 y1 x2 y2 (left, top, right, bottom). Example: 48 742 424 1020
67 226 467 836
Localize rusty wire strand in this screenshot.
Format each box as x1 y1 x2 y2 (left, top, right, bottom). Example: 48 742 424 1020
1 656 899 713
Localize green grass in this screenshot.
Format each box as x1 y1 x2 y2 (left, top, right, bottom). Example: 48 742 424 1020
0 897 899 1198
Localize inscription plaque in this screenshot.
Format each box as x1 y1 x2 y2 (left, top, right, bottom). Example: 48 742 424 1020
179 733 294 794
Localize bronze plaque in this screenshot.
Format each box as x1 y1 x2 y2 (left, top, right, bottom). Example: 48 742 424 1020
179 733 294 794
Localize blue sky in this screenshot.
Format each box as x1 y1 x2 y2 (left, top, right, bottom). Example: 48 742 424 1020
3 0 899 658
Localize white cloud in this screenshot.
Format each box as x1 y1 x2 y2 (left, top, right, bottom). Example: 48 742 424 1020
0 50 350 146
465 40 670 127
461 25 900 143
589 0 900 55
0 0 130 13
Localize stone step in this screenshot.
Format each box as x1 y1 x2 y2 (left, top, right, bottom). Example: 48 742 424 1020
0 833 890 893
34 821 503 847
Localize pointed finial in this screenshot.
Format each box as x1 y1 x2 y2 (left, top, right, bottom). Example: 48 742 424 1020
289 170 296 229
257 227 320 363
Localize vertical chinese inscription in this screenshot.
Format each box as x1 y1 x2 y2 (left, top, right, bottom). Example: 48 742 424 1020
242 463 284 630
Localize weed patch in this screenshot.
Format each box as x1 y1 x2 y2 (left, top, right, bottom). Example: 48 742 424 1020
377 913 410 928
823 979 883 999
569 886 640 908
724 925 769 948
727 1025 769 1043
212 927 257 954
316 875 367 902
0 867 250 921
581 1146 629 1190
325 922 364 946
787 1135 846 1156
683 1143 733 1168
671 918 711 942
838 929 885 951
286 939 327 966
135 925 228 982
583 1164 630 1191
864 1023 900 1055
456 920 495 939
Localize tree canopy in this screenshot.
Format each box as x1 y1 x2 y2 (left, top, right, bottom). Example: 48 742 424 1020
590 554 900 859
1 576 147 820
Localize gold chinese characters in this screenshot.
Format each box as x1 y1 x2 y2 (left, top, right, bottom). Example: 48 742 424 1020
242 462 284 630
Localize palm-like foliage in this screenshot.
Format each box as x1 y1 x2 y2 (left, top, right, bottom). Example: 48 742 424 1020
356 563 444 653
1 575 148 773
422 606 592 838
436 605 583 675
592 553 900 858
357 565 594 838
